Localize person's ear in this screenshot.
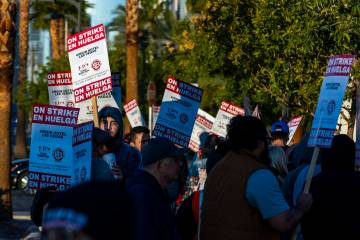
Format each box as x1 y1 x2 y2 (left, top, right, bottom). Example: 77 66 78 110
253 140 265 158
155 160 163 171
257 139 265 150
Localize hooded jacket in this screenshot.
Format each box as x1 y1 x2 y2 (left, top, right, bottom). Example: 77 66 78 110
97 106 141 178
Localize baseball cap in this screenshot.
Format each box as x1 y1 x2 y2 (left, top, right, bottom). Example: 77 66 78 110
271 120 289 134
141 137 186 166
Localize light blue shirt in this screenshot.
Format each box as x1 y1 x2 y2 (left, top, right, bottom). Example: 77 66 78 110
246 169 290 219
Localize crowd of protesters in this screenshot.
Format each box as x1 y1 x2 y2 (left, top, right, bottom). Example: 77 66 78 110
23 107 360 240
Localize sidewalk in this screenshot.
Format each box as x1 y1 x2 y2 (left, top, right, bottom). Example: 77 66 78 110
0 191 35 240
0 219 33 240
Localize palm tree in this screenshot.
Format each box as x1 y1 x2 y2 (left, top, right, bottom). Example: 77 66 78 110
125 0 139 132
14 0 29 160
0 0 16 221
30 0 92 59
122 0 174 101
126 0 139 101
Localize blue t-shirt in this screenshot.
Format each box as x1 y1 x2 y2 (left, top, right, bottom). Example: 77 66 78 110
246 169 290 219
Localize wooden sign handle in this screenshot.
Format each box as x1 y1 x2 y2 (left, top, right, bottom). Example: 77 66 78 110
290 147 320 240
304 146 320 193
92 96 99 128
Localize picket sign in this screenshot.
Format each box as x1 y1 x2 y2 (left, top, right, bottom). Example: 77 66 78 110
47 71 119 126
124 99 146 128
153 77 203 148
287 116 303 145
211 101 245 138
291 54 355 240
152 105 160 130
47 71 74 107
189 109 215 152
28 104 92 191
148 105 160 136
305 54 354 189
67 24 112 127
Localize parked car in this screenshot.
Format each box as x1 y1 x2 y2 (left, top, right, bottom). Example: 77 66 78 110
11 158 34 194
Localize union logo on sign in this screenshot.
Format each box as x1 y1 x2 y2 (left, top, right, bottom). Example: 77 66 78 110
92 59 101 71
53 148 64 162
180 113 189 124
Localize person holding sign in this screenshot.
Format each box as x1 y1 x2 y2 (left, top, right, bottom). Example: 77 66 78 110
93 106 141 180
200 116 313 240
92 128 119 182
301 135 360 239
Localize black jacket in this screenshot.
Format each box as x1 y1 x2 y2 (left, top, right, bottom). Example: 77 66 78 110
126 169 180 240
302 171 360 239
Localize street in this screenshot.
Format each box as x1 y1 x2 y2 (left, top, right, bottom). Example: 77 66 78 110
0 191 35 240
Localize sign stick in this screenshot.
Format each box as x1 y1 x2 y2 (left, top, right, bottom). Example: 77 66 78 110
303 146 320 193
149 106 152 136
290 147 320 240
355 79 360 169
92 96 99 127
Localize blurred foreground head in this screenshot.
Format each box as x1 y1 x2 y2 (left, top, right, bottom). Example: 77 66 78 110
321 134 355 172
227 115 271 165
41 181 132 240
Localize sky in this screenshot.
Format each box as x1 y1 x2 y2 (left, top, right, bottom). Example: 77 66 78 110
41 0 125 63
88 0 125 26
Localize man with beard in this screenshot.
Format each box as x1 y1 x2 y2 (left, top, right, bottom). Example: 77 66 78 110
200 116 313 240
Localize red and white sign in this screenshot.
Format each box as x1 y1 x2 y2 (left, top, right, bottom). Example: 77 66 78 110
31 104 79 127
287 116 303 145
124 99 146 127
29 104 92 191
211 101 244 138
67 24 112 103
76 93 119 124
189 109 215 152
48 71 74 107
47 71 119 124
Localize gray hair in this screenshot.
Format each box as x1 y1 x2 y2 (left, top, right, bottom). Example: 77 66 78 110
269 146 288 178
